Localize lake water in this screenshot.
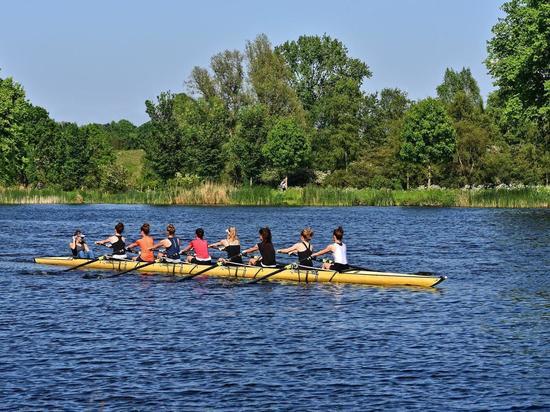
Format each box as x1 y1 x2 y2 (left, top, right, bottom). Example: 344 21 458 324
0 205 548 410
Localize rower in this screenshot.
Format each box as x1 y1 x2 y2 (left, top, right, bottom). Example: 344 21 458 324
277 227 313 267
127 223 155 262
243 227 277 268
150 224 181 263
182 228 212 265
95 222 127 260
208 226 243 264
311 226 348 271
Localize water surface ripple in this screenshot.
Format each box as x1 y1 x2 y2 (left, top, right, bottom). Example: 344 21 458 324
0 205 548 410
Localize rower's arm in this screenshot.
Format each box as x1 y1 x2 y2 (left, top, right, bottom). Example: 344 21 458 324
312 244 333 257
95 235 115 246
150 239 169 251
180 242 192 253
242 244 259 254
127 241 139 249
277 243 300 254
208 240 224 249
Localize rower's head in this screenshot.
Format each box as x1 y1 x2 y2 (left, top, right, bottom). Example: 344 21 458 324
115 222 124 235
259 227 272 243
301 227 313 241
141 223 150 236
333 226 344 242
166 224 176 236
226 226 238 241
195 228 204 239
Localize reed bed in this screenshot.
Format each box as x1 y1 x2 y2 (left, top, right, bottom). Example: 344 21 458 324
0 185 548 208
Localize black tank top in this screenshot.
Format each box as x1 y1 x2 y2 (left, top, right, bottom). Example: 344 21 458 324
111 235 126 255
258 241 276 266
224 244 242 263
297 241 312 266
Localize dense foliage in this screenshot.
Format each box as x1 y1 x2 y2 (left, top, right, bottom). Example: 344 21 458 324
0 1 548 191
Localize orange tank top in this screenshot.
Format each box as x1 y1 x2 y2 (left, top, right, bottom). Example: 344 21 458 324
136 236 154 262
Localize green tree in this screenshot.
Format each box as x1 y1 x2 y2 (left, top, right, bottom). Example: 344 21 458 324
453 120 490 185
362 88 411 148
246 34 304 119
399 98 457 187
277 35 372 171
22 105 58 185
436 67 483 110
187 66 217 100
262 117 311 180
0 76 28 185
186 50 245 131
225 104 269 184
144 92 183 181
277 35 371 113
104 119 138 150
486 0 549 130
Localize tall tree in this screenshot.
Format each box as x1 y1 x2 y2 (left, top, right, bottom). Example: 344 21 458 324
210 50 246 116
0 76 28 185
436 68 483 110
172 94 229 179
262 117 311 180
187 66 217 100
246 34 304 119
399 98 457 187
485 0 549 139
277 35 371 114
277 35 372 171
224 104 269 184
144 92 184 180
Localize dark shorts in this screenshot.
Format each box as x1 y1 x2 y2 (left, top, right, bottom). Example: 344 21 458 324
191 257 212 265
137 256 155 263
330 263 349 272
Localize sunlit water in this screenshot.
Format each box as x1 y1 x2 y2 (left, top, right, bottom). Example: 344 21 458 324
0 205 548 410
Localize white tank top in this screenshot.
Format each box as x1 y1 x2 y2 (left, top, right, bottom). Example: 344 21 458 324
333 242 347 264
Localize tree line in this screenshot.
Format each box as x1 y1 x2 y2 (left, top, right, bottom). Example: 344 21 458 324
1 0 548 191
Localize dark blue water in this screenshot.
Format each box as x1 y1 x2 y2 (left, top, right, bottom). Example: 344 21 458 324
0 205 548 410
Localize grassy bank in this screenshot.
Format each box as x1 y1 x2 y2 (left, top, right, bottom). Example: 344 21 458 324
1 184 548 208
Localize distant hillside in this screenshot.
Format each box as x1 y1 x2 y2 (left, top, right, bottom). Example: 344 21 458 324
116 149 144 185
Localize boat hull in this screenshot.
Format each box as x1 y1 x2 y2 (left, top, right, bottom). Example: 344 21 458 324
34 257 446 288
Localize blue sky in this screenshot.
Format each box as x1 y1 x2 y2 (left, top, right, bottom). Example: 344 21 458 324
0 0 504 125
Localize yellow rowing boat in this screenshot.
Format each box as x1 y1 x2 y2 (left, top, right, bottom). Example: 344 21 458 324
34 256 446 287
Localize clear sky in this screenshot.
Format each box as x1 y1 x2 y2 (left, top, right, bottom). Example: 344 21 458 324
0 0 504 125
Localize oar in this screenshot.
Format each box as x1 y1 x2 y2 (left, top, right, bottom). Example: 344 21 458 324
64 255 107 272
246 263 294 285
176 253 243 282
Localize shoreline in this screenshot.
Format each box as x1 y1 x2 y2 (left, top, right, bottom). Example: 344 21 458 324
1 185 548 208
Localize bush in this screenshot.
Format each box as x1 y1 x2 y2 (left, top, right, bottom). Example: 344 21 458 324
99 164 130 193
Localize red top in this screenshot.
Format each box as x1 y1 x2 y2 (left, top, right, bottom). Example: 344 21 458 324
189 238 210 260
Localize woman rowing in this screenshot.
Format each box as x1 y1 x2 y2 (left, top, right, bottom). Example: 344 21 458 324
242 227 277 268
208 226 243 264
95 222 127 260
277 227 314 267
127 223 155 262
182 228 212 265
311 226 349 271
150 224 180 263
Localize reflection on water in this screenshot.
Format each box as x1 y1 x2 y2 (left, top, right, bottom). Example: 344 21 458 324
0 205 548 410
